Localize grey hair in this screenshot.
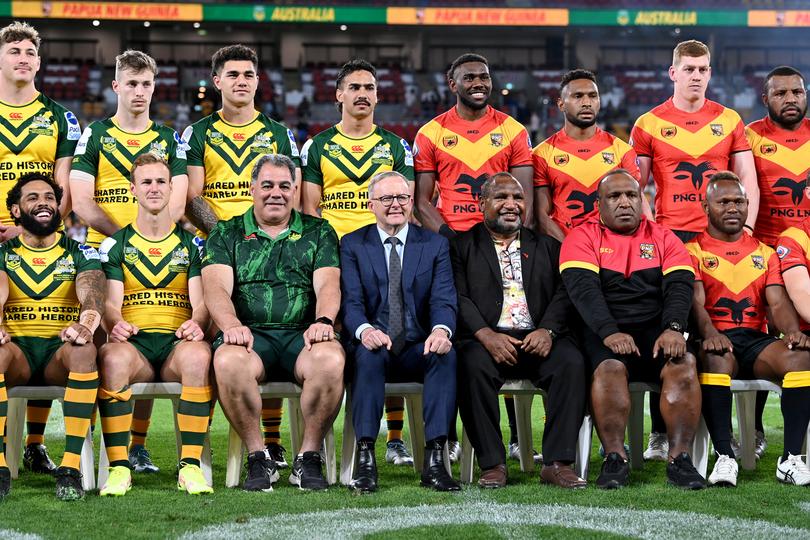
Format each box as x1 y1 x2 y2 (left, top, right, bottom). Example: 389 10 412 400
368 170 410 198
480 172 521 199
251 153 296 183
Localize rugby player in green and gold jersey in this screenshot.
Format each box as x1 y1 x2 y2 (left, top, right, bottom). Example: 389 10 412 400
97 153 212 496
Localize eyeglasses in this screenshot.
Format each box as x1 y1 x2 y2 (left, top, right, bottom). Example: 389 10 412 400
373 194 411 207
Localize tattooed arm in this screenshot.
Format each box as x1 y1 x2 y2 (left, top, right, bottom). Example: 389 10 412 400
185 165 219 235
62 269 105 345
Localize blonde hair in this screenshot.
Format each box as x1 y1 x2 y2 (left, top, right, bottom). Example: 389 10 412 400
130 152 169 180
115 50 158 79
672 40 710 67
0 21 40 51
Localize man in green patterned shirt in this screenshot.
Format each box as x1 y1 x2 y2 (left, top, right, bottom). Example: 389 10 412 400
203 153 344 492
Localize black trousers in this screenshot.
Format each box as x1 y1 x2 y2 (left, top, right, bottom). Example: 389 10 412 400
457 334 586 469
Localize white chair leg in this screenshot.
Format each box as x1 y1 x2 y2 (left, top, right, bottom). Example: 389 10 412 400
6 397 26 479
514 394 534 473
288 397 303 459
405 395 425 473
736 391 757 470
225 425 244 488
805 416 810 463
459 427 474 484
340 389 356 486
97 428 109 488
324 425 336 485
201 431 213 487
575 415 593 480
171 399 183 463
628 390 646 470
692 415 710 478
80 426 95 491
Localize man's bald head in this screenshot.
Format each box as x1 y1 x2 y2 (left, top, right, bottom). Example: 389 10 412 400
597 169 640 197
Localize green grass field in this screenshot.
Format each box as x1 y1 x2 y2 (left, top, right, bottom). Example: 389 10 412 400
2 396 810 539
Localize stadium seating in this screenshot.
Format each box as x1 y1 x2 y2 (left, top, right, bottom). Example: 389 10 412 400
96 382 213 488
225 382 337 488
458 380 593 483
6 386 95 491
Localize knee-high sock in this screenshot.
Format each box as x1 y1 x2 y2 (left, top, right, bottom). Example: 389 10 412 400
386 404 405 443
61 371 99 471
782 371 810 459
129 417 150 448
99 387 133 468
261 407 282 446
0 374 7 468
504 395 518 444
699 373 734 458
178 386 213 466
25 400 51 446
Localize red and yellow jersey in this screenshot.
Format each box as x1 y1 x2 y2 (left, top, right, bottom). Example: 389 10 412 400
631 98 749 233
533 127 639 234
746 117 810 247
686 231 782 331
413 105 532 232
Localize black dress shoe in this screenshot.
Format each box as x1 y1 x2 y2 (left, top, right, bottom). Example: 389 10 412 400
350 440 377 493
420 438 461 492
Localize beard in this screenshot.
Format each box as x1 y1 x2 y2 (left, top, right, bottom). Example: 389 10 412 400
457 91 489 111
767 103 807 128
485 214 521 234
19 209 61 237
565 110 597 129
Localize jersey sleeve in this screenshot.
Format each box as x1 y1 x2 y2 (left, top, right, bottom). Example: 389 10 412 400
300 138 323 185
55 107 81 159
413 128 437 174
776 231 809 273
508 125 533 168
745 125 759 149
0 245 7 273
99 235 124 281
661 230 696 276
186 234 202 279
70 125 99 177
74 242 102 273
314 220 340 270
182 122 206 168
532 146 550 188
168 129 188 178
729 113 751 154
630 117 653 158
766 249 784 287
684 242 703 281
619 145 641 180
393 137 415 181
275 124 301 168
201 223 233 268
559 226 599 274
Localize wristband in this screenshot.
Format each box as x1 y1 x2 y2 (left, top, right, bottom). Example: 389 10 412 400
79 310 101 333
743 224 754 232
315 316 334 326
438 224 457 239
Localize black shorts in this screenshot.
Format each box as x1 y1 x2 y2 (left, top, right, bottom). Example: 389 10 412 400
722 327 780 379
583 322 670 383
673 230 699 243
213 327 304 383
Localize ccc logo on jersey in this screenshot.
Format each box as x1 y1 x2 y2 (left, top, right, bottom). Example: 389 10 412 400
148 248 162 256
31 257 46 266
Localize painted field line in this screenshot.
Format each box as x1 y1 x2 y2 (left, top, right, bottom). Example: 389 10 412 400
0 529 42 540
182 501 810 540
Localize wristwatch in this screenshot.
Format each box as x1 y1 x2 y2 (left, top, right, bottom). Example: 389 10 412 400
667 321 684 334
543 328 556 340
315 316 334 326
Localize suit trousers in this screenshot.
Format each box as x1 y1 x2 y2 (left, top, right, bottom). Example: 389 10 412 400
352 341 457 443
457 334 586 469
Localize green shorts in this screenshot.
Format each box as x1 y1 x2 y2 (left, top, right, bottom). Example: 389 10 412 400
213 327 303 383
129 331 179 371
15 336 63 383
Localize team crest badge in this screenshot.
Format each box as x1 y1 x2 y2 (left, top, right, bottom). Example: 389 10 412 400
371 144 393 165
490 133 503 147
288 232 301 242
124 246 139 264
776 245 790 259
703 256 719 270
602 152 615 165
760 144 777 155
710 124 724 137
250 134 274 155
661 126 677 139
208 131 224 146
53 257 76 281
101 136 117 153
554 154 569 166
149 142 167 159
442 135 458 148
327 144 343 158
5 253 20 271
29 115 53 136
639 243 655 259
751 255 765 270
169 248 190 272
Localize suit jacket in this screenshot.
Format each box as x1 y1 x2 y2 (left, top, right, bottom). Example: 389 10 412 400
341 223 457 343
450 223 574 342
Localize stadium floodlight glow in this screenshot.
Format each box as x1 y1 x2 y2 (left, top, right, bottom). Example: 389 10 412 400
143 21 151 28
506 83 514 90
193 22 201 29
339 24 348 31
198 86 206 93
501 89 509 96
92 20 100 27
198 92 205 99
198 80 206 87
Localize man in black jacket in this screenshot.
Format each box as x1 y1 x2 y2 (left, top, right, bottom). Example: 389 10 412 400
451 172 586 489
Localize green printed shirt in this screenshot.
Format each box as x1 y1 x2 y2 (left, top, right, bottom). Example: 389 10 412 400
202 208 339 329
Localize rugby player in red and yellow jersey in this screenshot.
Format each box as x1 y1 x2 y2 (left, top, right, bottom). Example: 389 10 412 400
776 179 810 329
687 171 810 487
747 66 810 247
560 169 703 490
534 69 639 241
631 40 758 241
414 53 533 237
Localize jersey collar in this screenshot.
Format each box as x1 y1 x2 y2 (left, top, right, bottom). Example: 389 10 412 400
243 207 303 241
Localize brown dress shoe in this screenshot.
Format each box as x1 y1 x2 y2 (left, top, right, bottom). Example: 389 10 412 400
540 463 587 489
478 464 507 488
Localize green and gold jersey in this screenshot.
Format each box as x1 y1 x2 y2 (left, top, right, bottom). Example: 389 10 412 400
301 125 414 238
0 233 100 338
202 209 338 330
0 93 81 226
99 224 202 334
71 118 187 246
183 111 300 227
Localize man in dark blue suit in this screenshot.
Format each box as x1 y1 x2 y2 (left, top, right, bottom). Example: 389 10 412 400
340 170 460 493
